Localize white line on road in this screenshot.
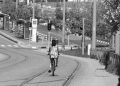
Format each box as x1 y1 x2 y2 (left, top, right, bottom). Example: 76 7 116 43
1 45 5 47
7 45 12 47
13 45 19 47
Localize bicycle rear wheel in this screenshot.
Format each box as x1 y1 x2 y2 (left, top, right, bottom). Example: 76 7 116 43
51 58 55 76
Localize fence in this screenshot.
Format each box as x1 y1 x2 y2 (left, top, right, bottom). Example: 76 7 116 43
90 49 120 76
37 32 48 40
37 32 53 41
37 32 60 42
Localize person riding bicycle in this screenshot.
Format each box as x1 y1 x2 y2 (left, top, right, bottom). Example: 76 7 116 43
48 39 59 73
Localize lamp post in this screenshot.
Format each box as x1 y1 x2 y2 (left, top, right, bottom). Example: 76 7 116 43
62 0 66 48
92 0 96 50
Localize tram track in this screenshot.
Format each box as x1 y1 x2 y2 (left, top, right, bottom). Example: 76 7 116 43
0 48 50 86
0 48 28 70
20 59 80 86
20 69 48 86
62 60 80 86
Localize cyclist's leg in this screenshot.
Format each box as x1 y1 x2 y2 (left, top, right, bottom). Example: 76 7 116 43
51 58 55 76
48 56 52 73
56 55 59 67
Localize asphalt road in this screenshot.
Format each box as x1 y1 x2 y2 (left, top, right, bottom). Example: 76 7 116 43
0 35 79 86
0 36 50 86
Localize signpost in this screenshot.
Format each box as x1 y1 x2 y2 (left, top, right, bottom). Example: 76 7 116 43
32 19 37 42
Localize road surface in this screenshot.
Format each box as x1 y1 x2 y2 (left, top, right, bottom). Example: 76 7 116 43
0 34 118 86
0 35 79 86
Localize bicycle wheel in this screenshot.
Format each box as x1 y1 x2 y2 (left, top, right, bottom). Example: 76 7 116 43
51 58 55 76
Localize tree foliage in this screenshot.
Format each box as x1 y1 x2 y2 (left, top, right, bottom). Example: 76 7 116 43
52 1 111 39
1 0 16 20
103 0 120 35
16 5 32 20
1 0 33 21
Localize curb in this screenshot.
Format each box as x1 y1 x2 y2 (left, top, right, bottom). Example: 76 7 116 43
0 31 18 43
0 31 39 49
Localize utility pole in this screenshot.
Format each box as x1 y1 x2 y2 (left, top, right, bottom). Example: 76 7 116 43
45 0 48 3
27 0 29 5
16 0 18 9
92 0 96 50
82 18 85 55
62 0 66 47
33 0 35 19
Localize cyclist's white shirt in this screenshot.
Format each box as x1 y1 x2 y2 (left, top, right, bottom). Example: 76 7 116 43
50 46 58 58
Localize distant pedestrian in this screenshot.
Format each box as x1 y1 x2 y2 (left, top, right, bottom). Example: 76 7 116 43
117 63 120 86
104 51 110 69
118 77 120 86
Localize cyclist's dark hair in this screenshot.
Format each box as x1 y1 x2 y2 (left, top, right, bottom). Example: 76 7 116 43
52 39 56 46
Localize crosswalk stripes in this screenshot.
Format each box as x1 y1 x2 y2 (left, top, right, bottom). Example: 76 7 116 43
13 45 19 47
1 45 5 47
0 44 19 48
7 45 12 47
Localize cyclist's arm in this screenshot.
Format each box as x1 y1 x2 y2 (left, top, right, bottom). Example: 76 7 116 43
57 46 60 55
48 47 51 55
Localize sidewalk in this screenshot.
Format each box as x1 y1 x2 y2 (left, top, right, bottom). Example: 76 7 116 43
66 56 119 86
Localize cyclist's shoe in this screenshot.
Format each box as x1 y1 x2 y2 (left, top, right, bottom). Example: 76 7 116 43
48 70 51 73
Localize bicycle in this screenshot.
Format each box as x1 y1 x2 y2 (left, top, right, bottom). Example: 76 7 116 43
48 44 59 76
50 54 56 76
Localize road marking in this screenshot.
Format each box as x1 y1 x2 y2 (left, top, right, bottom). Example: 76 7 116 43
0 44 19 48
1 45 5 47
7 45 12 47
13 45 19 47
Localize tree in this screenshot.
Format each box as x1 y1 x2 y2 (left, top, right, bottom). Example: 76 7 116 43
103 0 120 35
52 2 63 30
51 1 109 39
16 5 32 20
55 2 63 20
1 0 16 21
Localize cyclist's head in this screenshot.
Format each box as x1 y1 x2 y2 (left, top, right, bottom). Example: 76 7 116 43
51 39 57 46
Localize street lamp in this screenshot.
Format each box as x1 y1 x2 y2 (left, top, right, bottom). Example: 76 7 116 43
92 0 96 50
